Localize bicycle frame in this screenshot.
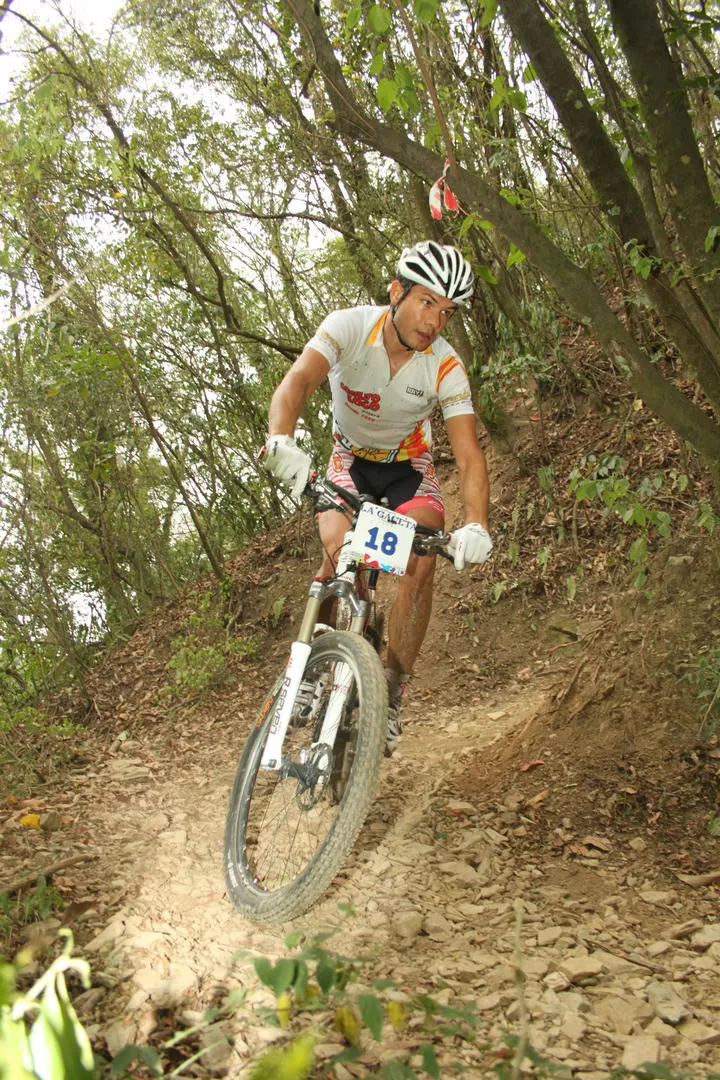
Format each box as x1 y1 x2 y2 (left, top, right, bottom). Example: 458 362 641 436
259 477 447 772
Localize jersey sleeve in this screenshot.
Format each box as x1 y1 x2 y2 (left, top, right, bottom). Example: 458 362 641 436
435 354 475 420
305 309 357 368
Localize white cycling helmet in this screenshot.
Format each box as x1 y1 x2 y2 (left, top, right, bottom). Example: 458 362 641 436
397 240 475 305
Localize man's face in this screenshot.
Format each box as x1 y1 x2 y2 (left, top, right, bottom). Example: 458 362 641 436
388 281 458 351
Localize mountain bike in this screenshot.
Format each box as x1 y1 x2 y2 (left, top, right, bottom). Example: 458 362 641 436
223 475 450 923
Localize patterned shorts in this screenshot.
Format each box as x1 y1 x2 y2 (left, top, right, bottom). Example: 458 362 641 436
326 444 444 521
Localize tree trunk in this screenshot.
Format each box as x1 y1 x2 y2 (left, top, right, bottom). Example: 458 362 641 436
284 0 720 468
608 0 720 324
496 0 720 410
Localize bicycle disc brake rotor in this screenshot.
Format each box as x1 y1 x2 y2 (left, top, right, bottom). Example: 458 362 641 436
291 743 332 809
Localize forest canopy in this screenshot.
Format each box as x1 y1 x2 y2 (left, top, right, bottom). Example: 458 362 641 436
0 0 718 709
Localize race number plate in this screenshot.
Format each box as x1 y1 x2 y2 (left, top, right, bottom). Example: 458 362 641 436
349 503 416 576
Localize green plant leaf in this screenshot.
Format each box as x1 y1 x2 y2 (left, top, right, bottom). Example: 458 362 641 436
628 536 648 564
506 244 526 269
376 78 399 112
480 0 498 28
369 52 385 76
0 1008 35 1080
382 1061 417 1079
357 994 384 1040
419 1043 440 1078
394 64 414 90
270 959 297 996
414 0 438 24
292 960 309 1000
253 957 274 986
704 225 720 253
475 264 498 285
316 959 336 994
111 1045 163 1076
367 4 392 34
346 6 361 29
399 88 421 116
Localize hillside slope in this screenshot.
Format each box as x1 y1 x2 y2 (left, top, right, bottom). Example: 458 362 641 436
2 369 720 1078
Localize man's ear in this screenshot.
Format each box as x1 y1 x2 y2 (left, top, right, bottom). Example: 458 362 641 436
388 279 405 305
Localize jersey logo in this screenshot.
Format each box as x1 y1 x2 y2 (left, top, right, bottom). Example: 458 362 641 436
340 381 381 412
406 385 424 397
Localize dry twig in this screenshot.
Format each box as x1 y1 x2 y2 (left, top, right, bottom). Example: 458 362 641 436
0 853 97 896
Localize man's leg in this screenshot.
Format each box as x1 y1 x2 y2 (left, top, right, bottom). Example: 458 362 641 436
384 505 443 753
317 509 351 578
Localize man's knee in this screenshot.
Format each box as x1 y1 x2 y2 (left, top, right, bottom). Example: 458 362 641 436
317 509 351 575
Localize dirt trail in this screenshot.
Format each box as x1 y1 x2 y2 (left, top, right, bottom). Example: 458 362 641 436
78 674 555 1057
6 426 720 1077
74 649 720 1079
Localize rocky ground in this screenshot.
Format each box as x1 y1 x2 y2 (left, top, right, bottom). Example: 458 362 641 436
2 377 720 1078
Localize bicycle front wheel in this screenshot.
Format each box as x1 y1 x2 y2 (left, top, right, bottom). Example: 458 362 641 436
223 631 387 923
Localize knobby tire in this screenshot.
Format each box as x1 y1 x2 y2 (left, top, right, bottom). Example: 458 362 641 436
223 631 387 923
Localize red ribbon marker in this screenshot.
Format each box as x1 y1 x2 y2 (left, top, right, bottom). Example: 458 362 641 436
429 159 460 220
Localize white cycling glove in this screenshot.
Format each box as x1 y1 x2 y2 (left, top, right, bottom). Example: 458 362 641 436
447 523 493 572
261 435 312 501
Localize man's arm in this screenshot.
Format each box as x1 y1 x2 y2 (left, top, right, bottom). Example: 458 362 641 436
445 413 490 527
268 347 331 436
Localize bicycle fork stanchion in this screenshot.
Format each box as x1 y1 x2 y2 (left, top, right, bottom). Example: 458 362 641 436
259 639 312 770
259 590 323 771
259 575 369 772
314 661 353 748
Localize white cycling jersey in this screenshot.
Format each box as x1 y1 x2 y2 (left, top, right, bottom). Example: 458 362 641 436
306 306 474 462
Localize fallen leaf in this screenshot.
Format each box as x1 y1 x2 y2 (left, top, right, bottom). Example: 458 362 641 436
20 813 41 829
675 869 720 887
567 844 597 858
386 1000 407 1032
525 788 549 807
582 835 612 852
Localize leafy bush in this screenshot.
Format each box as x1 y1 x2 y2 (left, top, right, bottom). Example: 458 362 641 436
684 643 720 736
0 878 64 946
0 930 94 1080
568 453 675 587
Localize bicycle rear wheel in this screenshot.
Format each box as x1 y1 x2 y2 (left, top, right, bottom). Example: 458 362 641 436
223 631 387 923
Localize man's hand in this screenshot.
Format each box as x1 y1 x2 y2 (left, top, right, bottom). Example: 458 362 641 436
261 435 312 500
447 523 493 571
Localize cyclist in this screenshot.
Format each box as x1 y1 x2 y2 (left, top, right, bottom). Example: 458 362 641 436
261 240 492 755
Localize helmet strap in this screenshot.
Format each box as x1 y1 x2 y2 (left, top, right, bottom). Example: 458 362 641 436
390 282 415 352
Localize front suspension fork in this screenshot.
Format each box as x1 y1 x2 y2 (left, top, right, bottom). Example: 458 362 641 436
259 577 368 771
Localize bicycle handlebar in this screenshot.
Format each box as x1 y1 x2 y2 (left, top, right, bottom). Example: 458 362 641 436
304 473 453 561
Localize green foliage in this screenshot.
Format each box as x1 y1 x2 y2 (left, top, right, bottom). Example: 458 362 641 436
0 931 94 1080
166 639 228 692
475 298 563 402
166 633 257 694
0 879 64 945
0 709 88 798
165 587 257 694
683 643 720 735
568 454 676 587
2 921 711 1080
